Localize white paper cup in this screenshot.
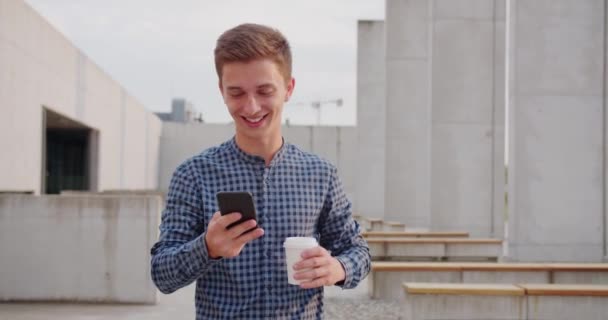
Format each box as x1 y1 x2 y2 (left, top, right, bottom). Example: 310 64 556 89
283 237 318 285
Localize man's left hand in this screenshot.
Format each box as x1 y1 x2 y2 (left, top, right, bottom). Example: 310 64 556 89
292 246 345 289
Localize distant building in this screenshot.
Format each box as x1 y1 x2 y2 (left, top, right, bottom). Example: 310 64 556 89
156 99 203 123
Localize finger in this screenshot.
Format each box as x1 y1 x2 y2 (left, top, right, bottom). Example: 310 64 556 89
227 219 258 238
217 212 242 228
294 256 328 270
235 227 264 245
300 246 326 259
293 266 329 281
299 275 331 289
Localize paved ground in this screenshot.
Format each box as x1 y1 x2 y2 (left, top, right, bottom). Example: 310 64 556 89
0 280 403 320
324 281 403 320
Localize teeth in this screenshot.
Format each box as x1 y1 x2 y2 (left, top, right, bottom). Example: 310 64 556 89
246 116 264 123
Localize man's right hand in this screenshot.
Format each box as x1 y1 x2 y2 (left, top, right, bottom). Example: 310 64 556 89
204 211 264 259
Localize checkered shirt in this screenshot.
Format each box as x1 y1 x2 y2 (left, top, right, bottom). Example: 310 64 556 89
150 137 371 319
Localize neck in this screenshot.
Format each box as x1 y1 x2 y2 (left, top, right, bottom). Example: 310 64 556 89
235 133 283 166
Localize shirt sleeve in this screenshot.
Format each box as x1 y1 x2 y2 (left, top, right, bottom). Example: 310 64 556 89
150 160 220 294
318 166 371 289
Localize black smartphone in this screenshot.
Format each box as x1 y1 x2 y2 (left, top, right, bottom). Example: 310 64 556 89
216 191 258 230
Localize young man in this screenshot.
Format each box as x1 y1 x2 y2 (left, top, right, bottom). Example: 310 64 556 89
150 23 370 319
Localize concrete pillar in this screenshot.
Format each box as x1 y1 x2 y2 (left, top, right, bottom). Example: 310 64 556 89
430 0 506 237
508 0 605 262
356 20 386 219
384 0 505 236
385 0 432 227
605 0 608 262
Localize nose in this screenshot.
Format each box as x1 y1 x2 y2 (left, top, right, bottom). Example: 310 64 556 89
242 94 261 115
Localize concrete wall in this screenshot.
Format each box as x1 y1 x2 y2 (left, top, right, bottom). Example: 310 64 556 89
0 0 162 194
337 126 357 204
158 123 234 193
0 194 161 303
384 0 505 236
356 21 386 219
159 122 358 206
507 0 606 262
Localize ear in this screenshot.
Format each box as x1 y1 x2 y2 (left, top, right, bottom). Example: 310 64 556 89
285 77 296 102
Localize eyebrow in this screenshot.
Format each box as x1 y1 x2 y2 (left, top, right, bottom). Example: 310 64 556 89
226 84 276 91
257 84 276 90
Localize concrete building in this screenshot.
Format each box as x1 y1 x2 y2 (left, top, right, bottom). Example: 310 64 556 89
0 0 162 195
156 98 202 123
507 0 607 262
381 0 506 237
358 0 607 262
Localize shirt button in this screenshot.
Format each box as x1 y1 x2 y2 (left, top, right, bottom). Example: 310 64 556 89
264 250 270 258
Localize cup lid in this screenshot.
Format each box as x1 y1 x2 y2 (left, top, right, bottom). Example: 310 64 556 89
283 237 318 248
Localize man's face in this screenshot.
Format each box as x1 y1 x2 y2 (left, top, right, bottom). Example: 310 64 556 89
220 59 294 142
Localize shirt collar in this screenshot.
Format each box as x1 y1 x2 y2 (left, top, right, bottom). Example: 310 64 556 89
228 136 289 167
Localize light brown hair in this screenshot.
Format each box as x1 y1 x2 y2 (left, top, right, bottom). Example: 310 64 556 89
214 23 292 82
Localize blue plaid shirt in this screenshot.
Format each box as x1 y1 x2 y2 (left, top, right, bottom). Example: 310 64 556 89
150 138 370 319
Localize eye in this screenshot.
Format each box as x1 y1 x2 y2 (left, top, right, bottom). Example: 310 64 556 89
229 91 244 98
258 89 275 96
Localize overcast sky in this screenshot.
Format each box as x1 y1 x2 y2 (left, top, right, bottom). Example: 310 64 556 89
25 0 385 125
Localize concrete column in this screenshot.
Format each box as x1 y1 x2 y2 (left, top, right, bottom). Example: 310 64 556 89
604 0 608 262
384 0 505 235
430 0 506 237
508 0 605 262
356 20 386 219
493 0 507 240
385 0 432 227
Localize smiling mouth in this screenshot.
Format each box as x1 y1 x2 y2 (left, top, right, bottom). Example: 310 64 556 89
242 114 268 125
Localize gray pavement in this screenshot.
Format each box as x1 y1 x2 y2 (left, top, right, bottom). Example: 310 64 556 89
0 280 403 320
324 283 403 320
